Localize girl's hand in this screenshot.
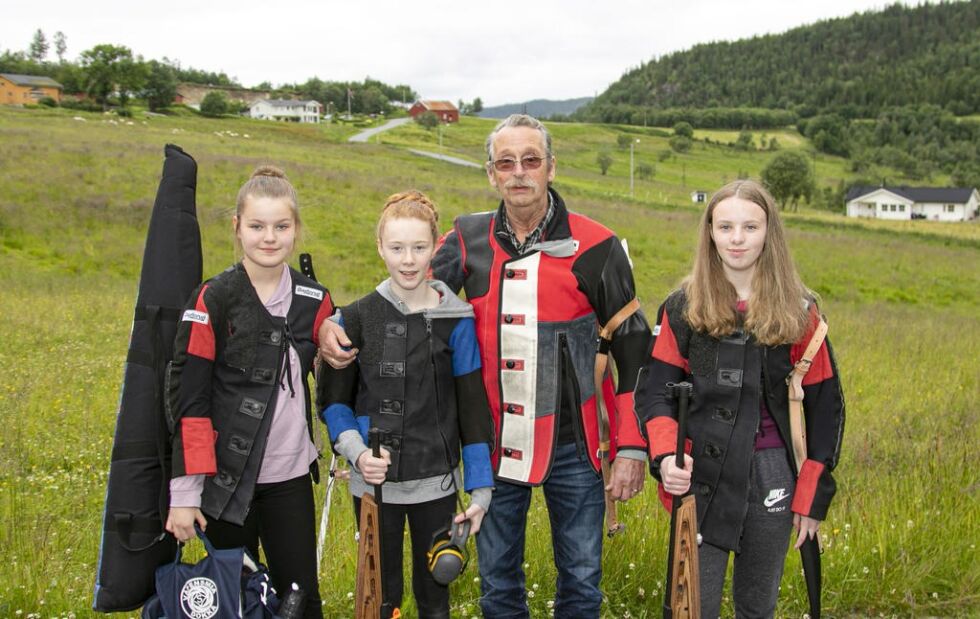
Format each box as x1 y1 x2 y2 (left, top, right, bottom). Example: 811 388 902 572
166 507 207 543
454 503 486 535
356 448 391 485
793 513 821 549
659 453 694 496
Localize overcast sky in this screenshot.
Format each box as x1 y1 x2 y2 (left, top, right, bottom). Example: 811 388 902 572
5 0 925 106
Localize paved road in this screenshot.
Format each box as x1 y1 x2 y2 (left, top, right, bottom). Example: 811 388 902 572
347 117 412 143
408 149 483 169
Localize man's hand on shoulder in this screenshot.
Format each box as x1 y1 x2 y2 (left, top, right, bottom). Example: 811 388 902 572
319 319 357 369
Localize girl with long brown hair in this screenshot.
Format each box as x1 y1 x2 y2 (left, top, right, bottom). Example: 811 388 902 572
636 179 845 617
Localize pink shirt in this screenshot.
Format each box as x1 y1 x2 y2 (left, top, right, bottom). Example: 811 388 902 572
170 266 318 507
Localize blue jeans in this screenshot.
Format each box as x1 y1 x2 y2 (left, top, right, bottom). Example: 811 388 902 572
477 443 604 619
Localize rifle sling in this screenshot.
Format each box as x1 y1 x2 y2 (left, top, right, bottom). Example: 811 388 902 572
786 318 828 473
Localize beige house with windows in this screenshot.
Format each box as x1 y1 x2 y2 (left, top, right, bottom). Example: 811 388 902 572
845 186 979 222
0 73 63 105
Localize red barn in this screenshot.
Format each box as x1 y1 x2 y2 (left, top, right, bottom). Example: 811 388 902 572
409 100 459 123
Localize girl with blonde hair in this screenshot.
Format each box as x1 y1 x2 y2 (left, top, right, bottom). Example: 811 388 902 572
637 179 845 617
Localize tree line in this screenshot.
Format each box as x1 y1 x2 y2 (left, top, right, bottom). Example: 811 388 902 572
0 29 420 115
578 1 980 122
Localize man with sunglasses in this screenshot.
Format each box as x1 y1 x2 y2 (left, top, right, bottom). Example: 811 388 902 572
320 114 652 618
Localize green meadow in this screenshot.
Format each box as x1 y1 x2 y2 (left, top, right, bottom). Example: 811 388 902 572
0 106 977 617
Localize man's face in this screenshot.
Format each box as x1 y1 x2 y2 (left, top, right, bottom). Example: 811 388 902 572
486 126 556 213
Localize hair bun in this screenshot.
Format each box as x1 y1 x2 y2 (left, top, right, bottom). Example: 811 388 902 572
251 165 287 180
384 190 438 222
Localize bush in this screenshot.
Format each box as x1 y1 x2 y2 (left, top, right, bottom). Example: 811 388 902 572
636 162 654 180
415 110 439 130
200 91 228 117
617 134 633 150
673 121 694 138
38 96 58 108
596 151 614 175
61 98 104 112
116 107 133 118
733 129 754 151
669 135 692 153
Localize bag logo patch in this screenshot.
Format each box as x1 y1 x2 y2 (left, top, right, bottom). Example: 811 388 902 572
182 310 209 325
295 285 324 300
180 577 219 618
764 487 790 511
652 324 661 336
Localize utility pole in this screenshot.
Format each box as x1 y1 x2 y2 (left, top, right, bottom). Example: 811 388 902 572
630 138 640 198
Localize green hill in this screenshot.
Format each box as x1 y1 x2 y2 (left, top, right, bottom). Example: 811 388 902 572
0 106 978 616
580 1 980 120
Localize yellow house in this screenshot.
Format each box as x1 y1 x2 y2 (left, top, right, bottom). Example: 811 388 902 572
1 73 64 105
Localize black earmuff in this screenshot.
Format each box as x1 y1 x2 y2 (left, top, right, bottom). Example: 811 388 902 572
426 519 471 586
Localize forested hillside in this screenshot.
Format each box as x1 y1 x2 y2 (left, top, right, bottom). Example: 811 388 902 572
579 1 979 122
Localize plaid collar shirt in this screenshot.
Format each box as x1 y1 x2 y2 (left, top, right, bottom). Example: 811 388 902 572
496 192 555 255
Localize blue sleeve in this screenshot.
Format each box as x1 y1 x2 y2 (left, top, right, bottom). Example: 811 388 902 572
449 317 481 377
461 443 493 492
322 404 357 443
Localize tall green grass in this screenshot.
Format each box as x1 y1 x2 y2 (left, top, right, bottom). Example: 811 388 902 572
0 106 977 617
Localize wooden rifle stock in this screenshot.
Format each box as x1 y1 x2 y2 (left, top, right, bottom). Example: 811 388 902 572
664 382 700 619
355 428 386 619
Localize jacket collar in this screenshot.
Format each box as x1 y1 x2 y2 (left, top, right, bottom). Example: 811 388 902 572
493 187 572 255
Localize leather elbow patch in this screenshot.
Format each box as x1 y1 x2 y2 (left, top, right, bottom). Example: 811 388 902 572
181 417 217 476
791 459 826 515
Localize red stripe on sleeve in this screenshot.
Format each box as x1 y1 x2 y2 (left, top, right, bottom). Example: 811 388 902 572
645 416 679 460
613 391 645 449
652 311 690 372
791 458 825 515
186 285 215 361
312 293 334 348
181 417 217 475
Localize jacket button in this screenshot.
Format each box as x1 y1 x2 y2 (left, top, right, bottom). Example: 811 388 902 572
506 360 515 369
505 314 514 324
507 404 515 413
505 270 515 279
699 483 711 495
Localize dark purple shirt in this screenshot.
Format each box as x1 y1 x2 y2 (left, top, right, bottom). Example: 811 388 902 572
734 300 786 451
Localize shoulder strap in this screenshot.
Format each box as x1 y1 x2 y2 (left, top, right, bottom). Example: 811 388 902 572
787 317 828 473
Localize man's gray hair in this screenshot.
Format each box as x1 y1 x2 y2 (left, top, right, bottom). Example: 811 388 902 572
485 114 553 162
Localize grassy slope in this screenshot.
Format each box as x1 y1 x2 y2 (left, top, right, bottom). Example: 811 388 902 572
0 106 977 617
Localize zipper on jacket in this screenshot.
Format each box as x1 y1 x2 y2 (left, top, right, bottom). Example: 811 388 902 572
559 333 587 461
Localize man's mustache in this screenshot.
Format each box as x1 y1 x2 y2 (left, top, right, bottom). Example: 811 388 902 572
505 179 537 190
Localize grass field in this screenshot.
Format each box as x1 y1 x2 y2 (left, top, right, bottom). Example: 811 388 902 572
0 105 978 618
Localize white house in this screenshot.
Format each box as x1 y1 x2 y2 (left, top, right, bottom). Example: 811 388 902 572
250 99 322 124
845 186 979 222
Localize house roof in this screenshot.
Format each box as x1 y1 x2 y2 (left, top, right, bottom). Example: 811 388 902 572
257 99 320 108
0 73 63 89
419 100 458 112
846 185 977 204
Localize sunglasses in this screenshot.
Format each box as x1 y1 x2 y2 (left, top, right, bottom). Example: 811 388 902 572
489 155 548 172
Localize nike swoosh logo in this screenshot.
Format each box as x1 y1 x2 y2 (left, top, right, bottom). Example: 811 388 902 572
764 492 788 508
